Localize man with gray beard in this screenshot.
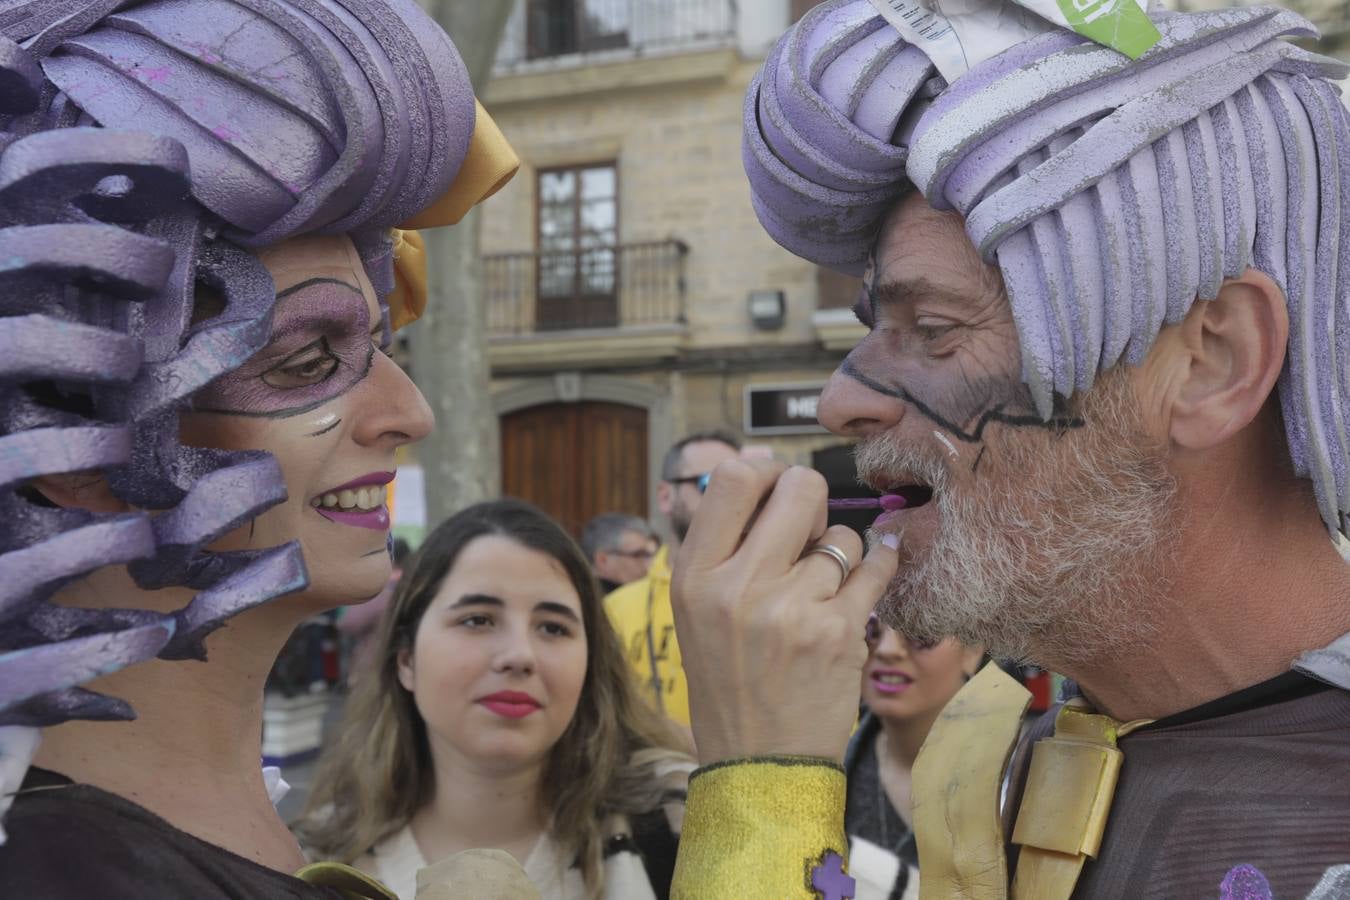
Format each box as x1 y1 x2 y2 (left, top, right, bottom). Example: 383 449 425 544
660 2 1350 899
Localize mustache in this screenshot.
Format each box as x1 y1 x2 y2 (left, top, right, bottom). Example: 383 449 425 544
853 434 951 494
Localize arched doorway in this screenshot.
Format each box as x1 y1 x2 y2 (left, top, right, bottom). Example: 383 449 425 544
500 401 649 536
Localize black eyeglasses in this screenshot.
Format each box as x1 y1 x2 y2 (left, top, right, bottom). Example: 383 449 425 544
607 547 655 560
667 472 712 493
865 612 940 652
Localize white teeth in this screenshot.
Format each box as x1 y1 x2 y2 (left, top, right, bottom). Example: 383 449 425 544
315 485 388 511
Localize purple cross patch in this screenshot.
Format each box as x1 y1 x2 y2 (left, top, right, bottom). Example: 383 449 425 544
1220 864 1274 900
810 851 856 900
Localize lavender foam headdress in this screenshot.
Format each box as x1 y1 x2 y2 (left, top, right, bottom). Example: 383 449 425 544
0 0 474 744
746 0 1350 541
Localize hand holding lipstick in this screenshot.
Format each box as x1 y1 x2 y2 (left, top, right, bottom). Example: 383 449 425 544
670 459 899 766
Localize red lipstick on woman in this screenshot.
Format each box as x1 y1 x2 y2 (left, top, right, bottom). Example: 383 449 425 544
477 690 542 719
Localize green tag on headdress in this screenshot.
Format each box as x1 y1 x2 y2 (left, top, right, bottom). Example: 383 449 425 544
1053 0 1161 58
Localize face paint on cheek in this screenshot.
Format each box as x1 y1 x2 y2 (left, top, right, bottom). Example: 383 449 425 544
193 279 376 418
839 354 1086 444
305 412 342 438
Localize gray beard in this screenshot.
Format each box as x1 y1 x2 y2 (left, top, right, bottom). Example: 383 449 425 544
858 377 1179 668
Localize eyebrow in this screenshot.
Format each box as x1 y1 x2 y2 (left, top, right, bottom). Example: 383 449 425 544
449 593 583 623
863 274 973 324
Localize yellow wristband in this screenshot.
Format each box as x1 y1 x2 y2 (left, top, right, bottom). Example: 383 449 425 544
673 756 850 899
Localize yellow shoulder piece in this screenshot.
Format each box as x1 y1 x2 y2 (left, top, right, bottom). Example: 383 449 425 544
912 662 1031 900
1009 704 1150 900
295 861 399 900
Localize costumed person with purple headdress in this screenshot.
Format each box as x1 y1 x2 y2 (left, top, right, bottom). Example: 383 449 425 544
0 1 522 896
659 1 1350 898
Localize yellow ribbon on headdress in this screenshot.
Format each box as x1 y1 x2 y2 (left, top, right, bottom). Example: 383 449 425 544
387 98 520 330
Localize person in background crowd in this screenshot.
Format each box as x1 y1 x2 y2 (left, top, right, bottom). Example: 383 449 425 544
604 431 741 729
293 500 692 900
581 514 658 596
844 615 982 900
339 538 414 683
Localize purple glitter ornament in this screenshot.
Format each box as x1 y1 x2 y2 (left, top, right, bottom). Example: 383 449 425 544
744 0 1350 543
0 0 477 737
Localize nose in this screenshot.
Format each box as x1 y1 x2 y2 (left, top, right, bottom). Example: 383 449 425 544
817 362 906 438
492 625 537 676
349 352 434 449
873 626 910 661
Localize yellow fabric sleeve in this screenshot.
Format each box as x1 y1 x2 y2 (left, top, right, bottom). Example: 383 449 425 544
672 757 849 899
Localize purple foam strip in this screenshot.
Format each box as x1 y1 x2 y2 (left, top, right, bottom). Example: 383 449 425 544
1090 167 1130 373
0 516 155 623
0 315 141 381
1153 127 1200 325
108 1 345 148
0 425 130 487
0 621 173 708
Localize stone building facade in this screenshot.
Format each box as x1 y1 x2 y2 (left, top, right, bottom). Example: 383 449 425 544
478 0 864 534
475 0 1348 535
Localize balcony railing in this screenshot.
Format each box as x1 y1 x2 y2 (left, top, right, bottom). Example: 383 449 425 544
495 0 737 69
485 240 689 336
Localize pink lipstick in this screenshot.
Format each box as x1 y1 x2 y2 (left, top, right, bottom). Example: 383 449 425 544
478 691 542 719
869 669 913 696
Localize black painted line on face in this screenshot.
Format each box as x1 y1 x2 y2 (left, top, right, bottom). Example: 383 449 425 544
971 445 987 475
306 418 342 438
277 277 362 300
838 357 1085 444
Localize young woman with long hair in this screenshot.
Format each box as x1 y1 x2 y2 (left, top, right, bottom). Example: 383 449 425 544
294 499 693 900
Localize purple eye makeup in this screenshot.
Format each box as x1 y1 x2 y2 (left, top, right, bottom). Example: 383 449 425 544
193 277 377 418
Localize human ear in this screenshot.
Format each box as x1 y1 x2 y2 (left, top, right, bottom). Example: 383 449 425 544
1166 268 1288 451
656 480 674 516
396 642 416 693
30 472 132 514
961 646 984 678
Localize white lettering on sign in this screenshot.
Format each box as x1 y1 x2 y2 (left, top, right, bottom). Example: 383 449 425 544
787 395 819 420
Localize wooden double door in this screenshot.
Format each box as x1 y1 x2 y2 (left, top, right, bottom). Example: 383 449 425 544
500 401 648 537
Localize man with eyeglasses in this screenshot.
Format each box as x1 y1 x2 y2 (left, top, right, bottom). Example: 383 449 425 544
582 513 659 595
604 430 742 731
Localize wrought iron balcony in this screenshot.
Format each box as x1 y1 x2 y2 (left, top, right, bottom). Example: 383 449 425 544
494 0 737 69
484 239 689 336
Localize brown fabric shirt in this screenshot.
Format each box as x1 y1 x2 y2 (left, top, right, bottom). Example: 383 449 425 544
0 767 346 899
1011 675 1350 899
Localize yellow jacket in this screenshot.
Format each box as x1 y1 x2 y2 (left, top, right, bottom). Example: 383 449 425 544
603 546 690 727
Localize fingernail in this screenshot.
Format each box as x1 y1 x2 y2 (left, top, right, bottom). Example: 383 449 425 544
881 533 900 551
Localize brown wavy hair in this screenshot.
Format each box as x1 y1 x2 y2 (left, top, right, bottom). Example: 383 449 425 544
293 499 691 896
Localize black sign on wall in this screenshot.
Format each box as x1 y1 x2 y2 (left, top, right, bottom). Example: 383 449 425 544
744 383 829 435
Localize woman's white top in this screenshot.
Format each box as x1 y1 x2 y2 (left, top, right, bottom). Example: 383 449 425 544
353 821 658 900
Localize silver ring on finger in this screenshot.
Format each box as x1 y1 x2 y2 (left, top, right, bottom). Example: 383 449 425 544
804 542 852 586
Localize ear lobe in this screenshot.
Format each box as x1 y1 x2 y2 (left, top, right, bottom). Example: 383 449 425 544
656 481 674 516
30 472 132 514
396 644 416 693
1169 268 1288 451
